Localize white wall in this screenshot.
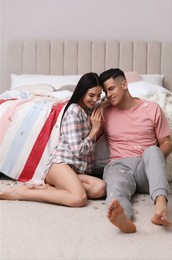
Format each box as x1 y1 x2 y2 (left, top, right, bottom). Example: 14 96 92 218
1 0 172 92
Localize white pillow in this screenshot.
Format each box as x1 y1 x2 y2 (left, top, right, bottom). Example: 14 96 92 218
46 90 73 101
14 83 55 94
128 81 171 99
140 74 165 86
11 74 82 90
0 90 33 100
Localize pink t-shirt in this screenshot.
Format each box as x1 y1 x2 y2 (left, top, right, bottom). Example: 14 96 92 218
103 99 171 159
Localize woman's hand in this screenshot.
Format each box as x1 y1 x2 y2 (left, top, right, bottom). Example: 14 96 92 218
95 99 111 122
89 108 103 140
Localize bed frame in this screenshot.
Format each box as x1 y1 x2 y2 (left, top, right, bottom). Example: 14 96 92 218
8 40 172 92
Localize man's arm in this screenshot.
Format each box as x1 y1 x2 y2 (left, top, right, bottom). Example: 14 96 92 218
158 136 172 158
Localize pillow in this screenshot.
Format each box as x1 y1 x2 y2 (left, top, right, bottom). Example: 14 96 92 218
46 90 73 101
14 83 55 95
11 74 82 90
56 85 76 92
140 74 165 86
128 81 171 99
125 71 143 83
95 134 109 168
0 90 33 100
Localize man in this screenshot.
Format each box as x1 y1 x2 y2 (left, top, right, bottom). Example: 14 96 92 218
100 68 172 233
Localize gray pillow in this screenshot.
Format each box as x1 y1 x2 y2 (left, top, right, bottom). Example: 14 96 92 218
57 85 76 92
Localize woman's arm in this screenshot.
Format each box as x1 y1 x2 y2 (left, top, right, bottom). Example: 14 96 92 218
62 106 102 158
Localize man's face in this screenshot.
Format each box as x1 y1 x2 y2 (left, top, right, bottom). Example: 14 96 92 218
103 77 127 106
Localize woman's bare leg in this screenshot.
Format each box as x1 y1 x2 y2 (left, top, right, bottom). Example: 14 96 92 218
151 195 171 226
78 174 106 198
24 183 55 190
0 164 87 207
22 173 106 198
107 199 136 233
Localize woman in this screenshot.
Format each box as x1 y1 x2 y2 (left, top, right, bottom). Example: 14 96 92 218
0 72 106 206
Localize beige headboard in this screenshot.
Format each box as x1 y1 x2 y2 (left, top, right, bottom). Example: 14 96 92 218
8 40 172 92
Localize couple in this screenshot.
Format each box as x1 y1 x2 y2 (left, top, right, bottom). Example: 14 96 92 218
1 69 172 233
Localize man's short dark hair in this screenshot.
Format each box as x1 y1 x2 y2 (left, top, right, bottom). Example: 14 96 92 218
100 68 126 83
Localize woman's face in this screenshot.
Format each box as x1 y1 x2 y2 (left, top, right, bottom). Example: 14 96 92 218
81 86 102 110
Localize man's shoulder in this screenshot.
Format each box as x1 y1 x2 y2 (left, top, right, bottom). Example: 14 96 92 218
140 98 160 108
104 105 115 113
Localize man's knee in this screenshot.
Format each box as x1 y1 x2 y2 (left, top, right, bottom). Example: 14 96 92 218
143 145 161 157
142 145 165 163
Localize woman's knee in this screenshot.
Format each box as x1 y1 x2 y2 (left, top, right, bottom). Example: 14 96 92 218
69 193 87 207
97 180 106 197
89 180 106 198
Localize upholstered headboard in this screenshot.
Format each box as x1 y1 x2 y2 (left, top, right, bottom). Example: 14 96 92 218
8 40 172 92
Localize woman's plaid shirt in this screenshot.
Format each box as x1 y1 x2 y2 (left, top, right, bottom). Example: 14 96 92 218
47 103 96 174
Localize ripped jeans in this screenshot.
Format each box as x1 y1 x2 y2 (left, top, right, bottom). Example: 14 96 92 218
103 146 170 219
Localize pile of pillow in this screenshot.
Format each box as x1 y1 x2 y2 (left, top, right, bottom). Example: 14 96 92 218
10 74 82 91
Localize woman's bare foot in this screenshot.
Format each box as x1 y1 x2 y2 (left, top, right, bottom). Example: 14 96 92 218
151 195 171 227
107 199 136 233
0 184 29 200
0 183 56 200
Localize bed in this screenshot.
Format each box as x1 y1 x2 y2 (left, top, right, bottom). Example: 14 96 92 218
0 40 172 184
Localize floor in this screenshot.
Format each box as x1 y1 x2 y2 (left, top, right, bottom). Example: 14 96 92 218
0 175 172 260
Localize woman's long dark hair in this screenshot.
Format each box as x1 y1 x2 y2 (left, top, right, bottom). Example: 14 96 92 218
62 72 103 119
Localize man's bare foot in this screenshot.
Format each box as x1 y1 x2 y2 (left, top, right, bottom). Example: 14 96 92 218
107 199 136 233
151 195 171 227
0 185 29 200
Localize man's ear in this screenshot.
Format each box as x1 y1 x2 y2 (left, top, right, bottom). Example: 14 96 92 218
122 80 128 90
